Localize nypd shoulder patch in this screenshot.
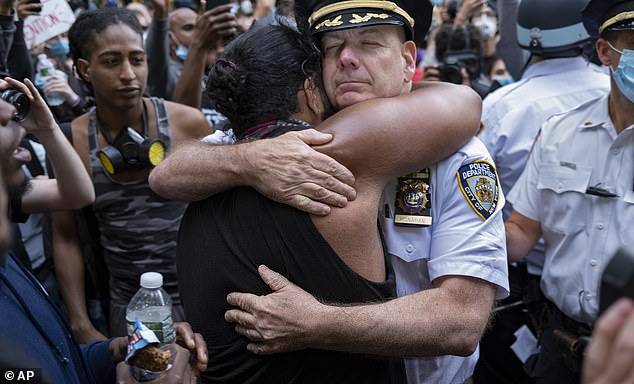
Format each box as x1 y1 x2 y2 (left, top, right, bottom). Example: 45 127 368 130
456 160 499 221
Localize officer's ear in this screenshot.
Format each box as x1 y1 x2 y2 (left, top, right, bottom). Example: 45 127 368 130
401 41 417 83
596 37 619 68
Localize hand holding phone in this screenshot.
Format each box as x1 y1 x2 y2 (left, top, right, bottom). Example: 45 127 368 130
16 0 42 20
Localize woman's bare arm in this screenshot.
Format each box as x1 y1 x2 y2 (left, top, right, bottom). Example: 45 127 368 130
316 82 481 181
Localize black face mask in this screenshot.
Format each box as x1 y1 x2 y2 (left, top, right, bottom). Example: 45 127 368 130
96 101 166 175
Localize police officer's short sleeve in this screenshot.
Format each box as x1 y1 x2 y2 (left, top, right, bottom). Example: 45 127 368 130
428 140 510 299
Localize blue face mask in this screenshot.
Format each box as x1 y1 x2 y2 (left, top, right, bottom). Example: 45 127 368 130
492 75 514 87
175 44 188 61
608 42 634 103
431 0 444 5
170 32 189 61
48 39 70 58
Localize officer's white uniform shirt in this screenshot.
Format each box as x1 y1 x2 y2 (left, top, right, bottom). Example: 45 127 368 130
509 93 634 324
480 57 609 275
381 137 510 384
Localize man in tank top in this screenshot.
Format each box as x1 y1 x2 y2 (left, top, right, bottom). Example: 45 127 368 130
52 8 210 343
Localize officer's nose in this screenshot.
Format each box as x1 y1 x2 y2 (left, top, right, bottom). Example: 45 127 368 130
339 46 360 69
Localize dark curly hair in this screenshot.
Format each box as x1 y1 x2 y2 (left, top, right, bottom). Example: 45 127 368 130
68 8 143 83
206 22 325 135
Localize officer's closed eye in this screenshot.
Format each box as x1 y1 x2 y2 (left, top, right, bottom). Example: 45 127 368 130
361 40 383 47
322 41 342 53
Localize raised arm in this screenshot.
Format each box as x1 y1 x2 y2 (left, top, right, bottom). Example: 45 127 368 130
145 0 173 99
4 78 94 212
316 81 481 180
171 4 237 108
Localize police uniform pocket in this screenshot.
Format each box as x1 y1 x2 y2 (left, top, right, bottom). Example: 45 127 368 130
537 165 592 234
381 215 432 263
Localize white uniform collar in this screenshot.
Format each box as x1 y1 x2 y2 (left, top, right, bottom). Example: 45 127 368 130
580 92 634 137
522 56 591 81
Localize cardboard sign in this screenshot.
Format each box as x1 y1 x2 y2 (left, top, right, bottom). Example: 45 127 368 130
23 0 76 49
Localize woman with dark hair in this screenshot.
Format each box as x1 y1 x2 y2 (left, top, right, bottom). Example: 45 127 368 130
177 22 480 383
52 8 211 343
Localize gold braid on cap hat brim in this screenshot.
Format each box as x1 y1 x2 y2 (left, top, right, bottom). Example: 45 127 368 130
600 11 634 33
308 0 415 28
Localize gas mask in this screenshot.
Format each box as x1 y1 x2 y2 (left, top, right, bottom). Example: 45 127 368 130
97 105 166 175
99 127 166 175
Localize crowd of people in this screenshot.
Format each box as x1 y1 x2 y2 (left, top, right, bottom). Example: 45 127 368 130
0 0 633 383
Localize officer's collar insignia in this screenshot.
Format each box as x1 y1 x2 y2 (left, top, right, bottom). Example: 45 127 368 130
457 161 499 221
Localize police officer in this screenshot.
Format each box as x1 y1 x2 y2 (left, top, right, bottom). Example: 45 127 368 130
154 1 509 383
505 0 634 382
476 1 609 381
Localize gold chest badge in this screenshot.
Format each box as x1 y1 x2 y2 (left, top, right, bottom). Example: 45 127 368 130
394 168 432 227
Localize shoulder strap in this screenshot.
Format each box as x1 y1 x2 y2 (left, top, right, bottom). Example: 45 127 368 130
87 108 99 153
150 97 171 148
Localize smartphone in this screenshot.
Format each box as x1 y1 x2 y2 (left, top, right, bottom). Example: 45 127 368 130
27 0 42 4
205 0 233 11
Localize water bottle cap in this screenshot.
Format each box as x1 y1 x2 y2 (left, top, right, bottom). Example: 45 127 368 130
37 54 48 61
140 272 163 289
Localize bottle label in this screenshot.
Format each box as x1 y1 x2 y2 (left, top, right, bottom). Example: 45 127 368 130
127 314 175 344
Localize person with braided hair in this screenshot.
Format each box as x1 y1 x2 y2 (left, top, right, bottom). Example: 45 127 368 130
174 17 483 381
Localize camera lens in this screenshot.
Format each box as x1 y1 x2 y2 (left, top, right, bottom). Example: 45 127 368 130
0 89 30 122
439 64 464 85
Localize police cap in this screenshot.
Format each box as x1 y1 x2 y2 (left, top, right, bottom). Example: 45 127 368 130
583 0 634 37
299 0 432 41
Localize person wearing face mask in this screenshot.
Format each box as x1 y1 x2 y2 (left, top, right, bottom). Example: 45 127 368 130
501 0 634 382
475 0 610 382
34 34 92 123
471 5 501 80
145 0 237 134
145 1 197 100
47 36 70 60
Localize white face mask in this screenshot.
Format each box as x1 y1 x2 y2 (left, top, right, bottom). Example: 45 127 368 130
473 15 497 39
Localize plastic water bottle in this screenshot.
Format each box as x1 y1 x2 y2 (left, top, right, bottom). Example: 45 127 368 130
126 272 176 344
35 54 64 106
